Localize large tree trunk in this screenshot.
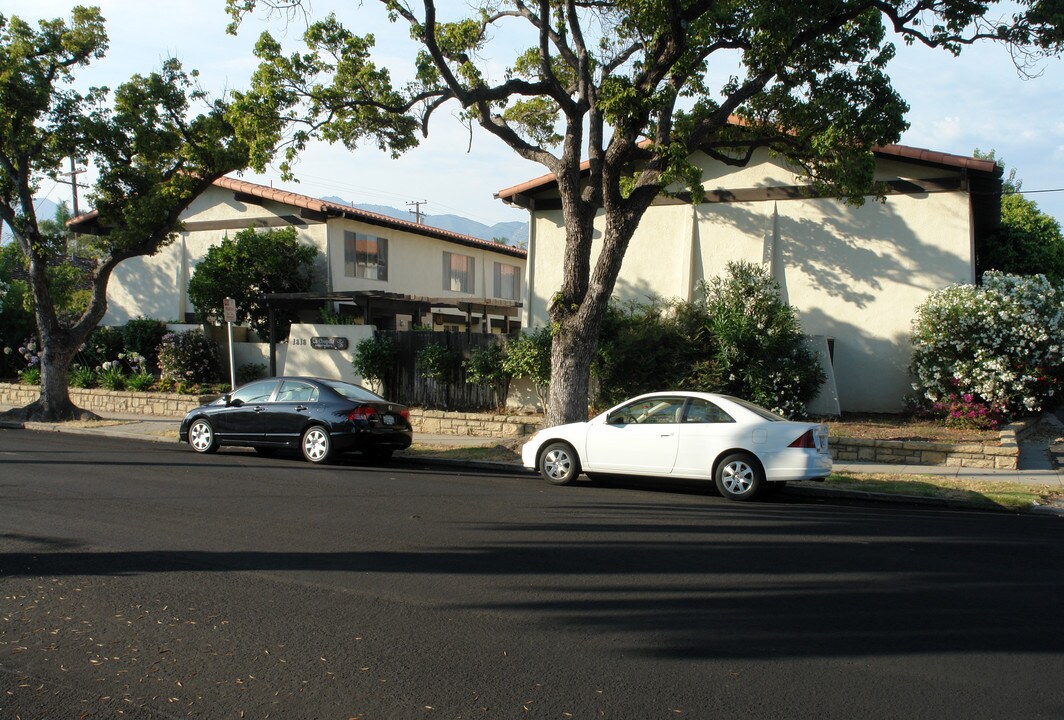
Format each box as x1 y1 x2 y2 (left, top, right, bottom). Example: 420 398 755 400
544 316 600 427
4 326 97 422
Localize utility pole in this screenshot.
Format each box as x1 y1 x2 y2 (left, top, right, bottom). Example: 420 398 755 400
57 157 88 258
406 200 428 225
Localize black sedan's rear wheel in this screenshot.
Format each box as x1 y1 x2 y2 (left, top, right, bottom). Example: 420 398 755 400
714 452 765 501
301 425 333 464
188 418 218 454
538 442 580 485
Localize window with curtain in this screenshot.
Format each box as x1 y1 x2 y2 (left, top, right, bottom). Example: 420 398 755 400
443 252 474 293
344 232 388 281
494 262 521 300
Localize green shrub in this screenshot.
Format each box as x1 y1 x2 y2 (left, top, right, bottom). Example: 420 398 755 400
122 317 168 372
910 271 1064 422
353 335 397 391
68 364 97 388
158 330 222 385
594 297 703 407
236 362 268 385
464 343 511 404
695 262 824 417
18 367 40 385
78 326 124 369
591 262 824 417
98 361 126 390
126 372 156 392
415 343 457 382
502 327 552 408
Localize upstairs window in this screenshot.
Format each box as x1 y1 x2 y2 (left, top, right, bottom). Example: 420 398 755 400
443 252 475 293
494 262 521 300
345 232 388 281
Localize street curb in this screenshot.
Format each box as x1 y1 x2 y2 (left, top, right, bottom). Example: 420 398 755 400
4 420 1061 515
392 457 1064 515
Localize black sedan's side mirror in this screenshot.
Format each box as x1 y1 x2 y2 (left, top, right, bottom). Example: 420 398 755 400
225 395 243 408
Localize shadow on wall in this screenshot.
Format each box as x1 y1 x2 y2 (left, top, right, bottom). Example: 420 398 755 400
692 193 969 310
800 306 914 413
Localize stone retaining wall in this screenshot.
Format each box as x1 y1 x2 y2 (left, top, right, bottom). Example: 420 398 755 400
831 425 1020 470
0 382 541 439
410 409 540 438
1 381 1025 465
0 382 205 417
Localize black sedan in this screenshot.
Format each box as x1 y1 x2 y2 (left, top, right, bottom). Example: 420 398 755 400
179 377 412 463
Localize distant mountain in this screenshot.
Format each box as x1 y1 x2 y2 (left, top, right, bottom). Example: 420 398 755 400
322 196 528 247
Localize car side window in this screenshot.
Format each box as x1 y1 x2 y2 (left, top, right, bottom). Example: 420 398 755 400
231 380 278 405
682 398 735 424
610 398 686 425
276 381 318 403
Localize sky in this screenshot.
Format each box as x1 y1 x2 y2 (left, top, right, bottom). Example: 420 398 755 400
6 0 1064 227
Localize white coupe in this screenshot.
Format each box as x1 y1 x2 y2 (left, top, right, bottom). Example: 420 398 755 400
521 391 832 501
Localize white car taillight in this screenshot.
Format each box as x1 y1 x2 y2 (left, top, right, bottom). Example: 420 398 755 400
788 430 817 449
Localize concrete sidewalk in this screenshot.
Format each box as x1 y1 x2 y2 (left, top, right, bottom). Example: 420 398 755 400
2 403 1062 488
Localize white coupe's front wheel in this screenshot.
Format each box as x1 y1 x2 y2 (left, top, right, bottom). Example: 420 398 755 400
538 442 580 485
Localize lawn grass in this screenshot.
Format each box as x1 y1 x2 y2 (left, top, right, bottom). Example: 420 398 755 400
822 472 1061 512
400 443 522 463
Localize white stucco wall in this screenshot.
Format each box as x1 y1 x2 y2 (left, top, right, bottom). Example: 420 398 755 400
103 184 524 329
326 220 525 306
523 152 976 413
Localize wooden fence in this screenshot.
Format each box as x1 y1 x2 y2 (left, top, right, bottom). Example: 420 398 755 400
384 331 508 411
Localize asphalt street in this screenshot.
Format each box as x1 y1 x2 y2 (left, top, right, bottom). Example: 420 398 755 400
2 428 1063 719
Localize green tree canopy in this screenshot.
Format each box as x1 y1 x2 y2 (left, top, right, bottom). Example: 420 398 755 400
187 226 319 339
0 7 285 420
973 149 1064 282
227 0 1061 425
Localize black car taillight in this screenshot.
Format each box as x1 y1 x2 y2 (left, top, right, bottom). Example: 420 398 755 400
789 430 817 448
348 406 379 423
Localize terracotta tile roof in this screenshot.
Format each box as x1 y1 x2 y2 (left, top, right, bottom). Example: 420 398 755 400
495 140 1001 203
68 176 527 259
874 144 999 174
214 177 527 258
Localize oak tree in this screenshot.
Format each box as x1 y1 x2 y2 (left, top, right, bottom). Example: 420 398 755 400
0 7 284 420
227 0 1061 425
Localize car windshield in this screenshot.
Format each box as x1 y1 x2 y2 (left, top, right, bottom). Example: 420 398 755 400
722 396 786 421
320 379 386 402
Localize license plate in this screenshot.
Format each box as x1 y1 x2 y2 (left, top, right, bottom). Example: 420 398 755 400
383 415 395 426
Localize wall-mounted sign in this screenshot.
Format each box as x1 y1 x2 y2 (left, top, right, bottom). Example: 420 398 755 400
310 336 350 351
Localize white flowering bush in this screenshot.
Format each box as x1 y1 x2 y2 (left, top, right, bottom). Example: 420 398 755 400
910 272 1064 425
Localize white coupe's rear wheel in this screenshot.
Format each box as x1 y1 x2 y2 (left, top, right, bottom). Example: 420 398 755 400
715 453 765 501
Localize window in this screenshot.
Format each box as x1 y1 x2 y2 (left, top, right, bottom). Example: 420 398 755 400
443 252 475 293
230 380 278 404
682 398 735 424
608 397 687 425
344 232 388 281
494 262 521 300
276 381 318 403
